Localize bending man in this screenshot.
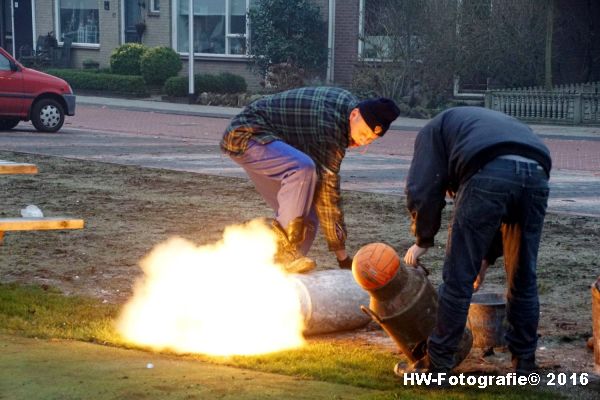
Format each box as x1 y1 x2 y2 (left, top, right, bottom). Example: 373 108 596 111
403 107 551 375
221 86 400 273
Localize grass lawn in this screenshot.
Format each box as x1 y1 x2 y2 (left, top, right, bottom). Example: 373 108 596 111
0 283 562 399
1 152 596 398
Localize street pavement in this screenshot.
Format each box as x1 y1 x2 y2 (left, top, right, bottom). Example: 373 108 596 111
1 95 599 217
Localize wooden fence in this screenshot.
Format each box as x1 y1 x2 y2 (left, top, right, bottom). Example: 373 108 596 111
484 82 600 125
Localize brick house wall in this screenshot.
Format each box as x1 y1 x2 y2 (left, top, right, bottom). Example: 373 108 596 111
34 1 54 43
141 2 171 49
35 0 123 69
138 0 264 90
332 0 360 88
88 1 120 69
30 1 366 91
26 0 600 96
308 0 362 88
181 58 262 91
178 0 339 92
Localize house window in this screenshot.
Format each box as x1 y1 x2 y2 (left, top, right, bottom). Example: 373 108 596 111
359 0 392 60
176 0 249 56
56 0 99 45
150 0 160 13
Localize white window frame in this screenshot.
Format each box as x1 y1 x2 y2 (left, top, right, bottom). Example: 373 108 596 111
171 0 251 58
358 0 393 62
54 0 100 48
150 0 160 13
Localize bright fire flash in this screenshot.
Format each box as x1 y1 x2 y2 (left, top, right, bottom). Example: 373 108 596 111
117 219 306 356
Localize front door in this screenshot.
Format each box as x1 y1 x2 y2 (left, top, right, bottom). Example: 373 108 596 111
124 0 143 43
0 50 24 115
1 0 14 53
12 0 33 58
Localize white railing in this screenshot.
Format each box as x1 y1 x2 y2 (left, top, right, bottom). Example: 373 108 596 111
485 82 600 125
511 82 600 94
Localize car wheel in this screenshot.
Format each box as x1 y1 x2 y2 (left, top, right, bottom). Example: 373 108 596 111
0 118 20 130
31 98 65 132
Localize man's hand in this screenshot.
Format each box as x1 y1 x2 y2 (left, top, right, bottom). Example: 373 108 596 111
334 249 352 269
473 259 489 292
404 244 428 267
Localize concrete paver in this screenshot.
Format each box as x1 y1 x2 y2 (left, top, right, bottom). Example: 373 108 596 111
1 96 599 217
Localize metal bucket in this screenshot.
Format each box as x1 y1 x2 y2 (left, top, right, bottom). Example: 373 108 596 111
289 269 371 335
592 278 600 374
468 291 508 350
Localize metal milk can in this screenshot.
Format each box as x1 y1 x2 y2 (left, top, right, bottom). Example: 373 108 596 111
360 263 472 365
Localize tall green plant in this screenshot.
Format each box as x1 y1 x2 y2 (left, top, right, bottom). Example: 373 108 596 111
140 46 182 85
110 43 148 75
248 0 327 82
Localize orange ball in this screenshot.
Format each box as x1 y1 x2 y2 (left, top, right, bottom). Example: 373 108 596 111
352 243 400 290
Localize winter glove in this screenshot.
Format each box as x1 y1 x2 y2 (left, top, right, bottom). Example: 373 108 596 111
337 256 353 270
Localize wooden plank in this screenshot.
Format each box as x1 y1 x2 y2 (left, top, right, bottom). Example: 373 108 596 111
0 160 38 175
0 218 84 231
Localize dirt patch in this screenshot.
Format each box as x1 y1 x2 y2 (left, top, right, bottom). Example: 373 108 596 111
1 151 598 382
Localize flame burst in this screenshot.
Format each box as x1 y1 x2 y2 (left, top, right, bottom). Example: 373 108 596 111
117 219 305 356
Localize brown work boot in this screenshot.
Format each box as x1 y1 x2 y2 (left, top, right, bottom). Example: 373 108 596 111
394 354 450 376
271 218 316 274
512 354 538 376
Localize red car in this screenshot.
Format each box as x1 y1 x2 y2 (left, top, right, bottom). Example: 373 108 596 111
0 46 75 132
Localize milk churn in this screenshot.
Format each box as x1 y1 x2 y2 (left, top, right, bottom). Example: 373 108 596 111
353 243 472 365
289 269 372 335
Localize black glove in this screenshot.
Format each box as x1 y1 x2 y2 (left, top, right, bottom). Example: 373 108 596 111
337 256 353 270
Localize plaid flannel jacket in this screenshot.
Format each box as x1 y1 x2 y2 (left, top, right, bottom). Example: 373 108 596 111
220 87 359 251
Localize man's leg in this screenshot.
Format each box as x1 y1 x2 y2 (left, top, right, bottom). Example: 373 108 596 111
504 171 549 372
230 140 318 270
428 175 507 369
297 207 318 255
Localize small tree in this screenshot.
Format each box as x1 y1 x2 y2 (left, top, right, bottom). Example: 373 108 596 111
354 0 549 107
353 0 422 102
248 0 327 89
457 0 547 89
353 0 458 106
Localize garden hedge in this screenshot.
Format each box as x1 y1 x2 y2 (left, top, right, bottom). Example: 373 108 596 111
140 47 182 85
163 73 247 97
109 43 148 76
45 69 148 96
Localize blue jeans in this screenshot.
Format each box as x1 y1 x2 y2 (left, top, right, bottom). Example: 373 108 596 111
428 157 549 368
230 140 319 255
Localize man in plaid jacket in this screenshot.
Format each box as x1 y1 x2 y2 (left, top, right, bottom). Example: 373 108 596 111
221 87 400 273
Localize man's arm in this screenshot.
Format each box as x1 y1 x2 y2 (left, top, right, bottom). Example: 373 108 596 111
405 121 449 248
313 167 347 253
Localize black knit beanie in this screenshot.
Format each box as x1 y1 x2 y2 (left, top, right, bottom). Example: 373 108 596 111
357 98 400 136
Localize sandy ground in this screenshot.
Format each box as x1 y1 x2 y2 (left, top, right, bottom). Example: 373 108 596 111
0 151 598 395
